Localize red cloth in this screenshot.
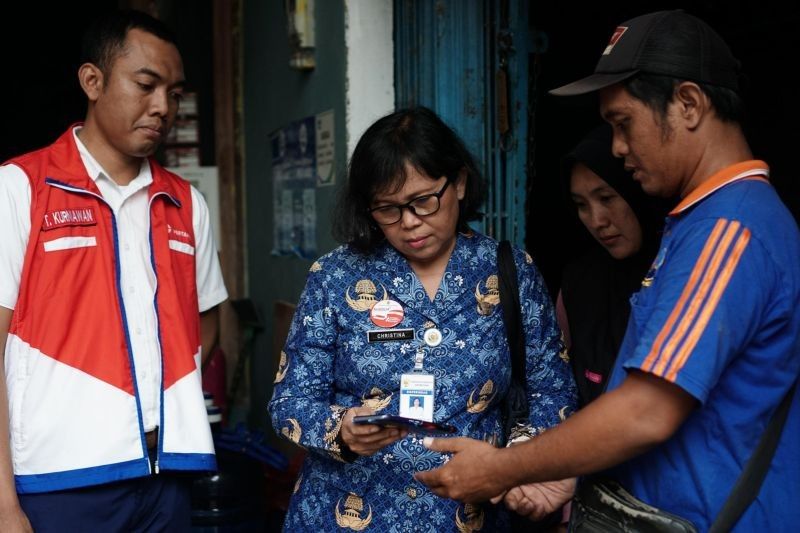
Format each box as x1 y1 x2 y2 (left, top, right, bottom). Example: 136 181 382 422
202 347 227 421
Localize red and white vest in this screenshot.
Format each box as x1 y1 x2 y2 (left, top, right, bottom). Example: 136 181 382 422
4 127 214 493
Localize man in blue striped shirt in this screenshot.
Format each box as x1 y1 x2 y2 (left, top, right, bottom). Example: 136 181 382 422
417 10 800 531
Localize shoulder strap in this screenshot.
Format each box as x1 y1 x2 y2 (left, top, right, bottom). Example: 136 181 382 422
497 240 526 383
709 382 796 532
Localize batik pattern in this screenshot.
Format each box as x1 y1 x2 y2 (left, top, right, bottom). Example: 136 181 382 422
270 232 577 531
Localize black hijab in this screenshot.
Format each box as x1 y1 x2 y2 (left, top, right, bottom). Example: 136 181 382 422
560 124 667 405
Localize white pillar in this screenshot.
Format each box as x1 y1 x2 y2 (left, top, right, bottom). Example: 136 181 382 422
344 0 395 159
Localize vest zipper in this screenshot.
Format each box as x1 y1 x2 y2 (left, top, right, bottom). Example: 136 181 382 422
148 191 180 475
44 179 153 466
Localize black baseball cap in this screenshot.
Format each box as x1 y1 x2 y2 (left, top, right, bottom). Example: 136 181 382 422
550 10 741 96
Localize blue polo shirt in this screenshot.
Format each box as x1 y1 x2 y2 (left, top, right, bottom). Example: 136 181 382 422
605 161 800 531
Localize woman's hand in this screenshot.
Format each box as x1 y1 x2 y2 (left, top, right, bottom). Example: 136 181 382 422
503 478 576 521
340 406 408 457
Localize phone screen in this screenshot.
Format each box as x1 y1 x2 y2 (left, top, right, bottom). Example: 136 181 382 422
352 414 457 435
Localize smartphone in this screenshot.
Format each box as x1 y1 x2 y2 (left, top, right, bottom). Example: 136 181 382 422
352 414 457 435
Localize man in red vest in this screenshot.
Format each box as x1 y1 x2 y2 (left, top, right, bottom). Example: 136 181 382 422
0 10 227 532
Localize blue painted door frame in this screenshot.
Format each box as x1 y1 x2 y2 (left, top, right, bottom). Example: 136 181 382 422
394 0 530 246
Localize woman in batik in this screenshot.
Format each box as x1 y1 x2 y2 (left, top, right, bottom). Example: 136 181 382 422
269 107 577 532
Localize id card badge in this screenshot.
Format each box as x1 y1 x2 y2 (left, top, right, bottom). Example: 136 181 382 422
399 372 435 422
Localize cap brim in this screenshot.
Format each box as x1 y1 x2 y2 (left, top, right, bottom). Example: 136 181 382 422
549 70 640 96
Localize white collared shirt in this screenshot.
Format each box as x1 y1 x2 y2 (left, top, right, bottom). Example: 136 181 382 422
0 128 228 431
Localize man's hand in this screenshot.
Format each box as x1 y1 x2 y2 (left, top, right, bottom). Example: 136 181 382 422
0 505 33 533
340 406 407 457
1 308 31 533
413 437 509 503
503 478 575 520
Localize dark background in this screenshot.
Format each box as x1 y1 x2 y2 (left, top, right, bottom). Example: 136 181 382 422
526 2 800 293
0 5 104 161
0 2 214 165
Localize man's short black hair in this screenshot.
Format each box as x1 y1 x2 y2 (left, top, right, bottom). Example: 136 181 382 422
624 73 746 125
81 9 178 75
333 107 486 252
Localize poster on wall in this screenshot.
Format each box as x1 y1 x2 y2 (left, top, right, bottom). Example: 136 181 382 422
315 109 335 187
270 111 334 258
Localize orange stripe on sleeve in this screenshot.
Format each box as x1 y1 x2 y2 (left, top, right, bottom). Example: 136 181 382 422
665 229 750 382
652 221 740 376
642 219 728 372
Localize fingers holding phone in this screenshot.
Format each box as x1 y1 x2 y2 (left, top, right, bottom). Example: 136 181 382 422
352 414 457 435
341 406 408 456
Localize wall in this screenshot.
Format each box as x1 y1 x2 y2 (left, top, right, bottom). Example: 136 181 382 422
241 0 393 436
242 0 346 430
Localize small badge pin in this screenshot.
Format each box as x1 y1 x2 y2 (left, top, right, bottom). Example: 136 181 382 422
423 328 442 347
370 299 404 328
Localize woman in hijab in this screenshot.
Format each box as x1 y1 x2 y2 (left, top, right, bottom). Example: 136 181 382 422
557 124 667 406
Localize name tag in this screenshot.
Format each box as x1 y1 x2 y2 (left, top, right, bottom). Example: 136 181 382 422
367 328 414 343
43 207 97 230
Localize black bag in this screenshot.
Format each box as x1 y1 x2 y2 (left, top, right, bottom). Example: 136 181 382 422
498 242 562 532
570 477 697 533
569 380 797 532
497 240 529 440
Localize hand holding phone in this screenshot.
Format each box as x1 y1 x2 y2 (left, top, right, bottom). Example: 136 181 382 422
352 414 457 435
341 406 408 457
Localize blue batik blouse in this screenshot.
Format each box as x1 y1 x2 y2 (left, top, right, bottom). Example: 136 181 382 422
269 231 577 532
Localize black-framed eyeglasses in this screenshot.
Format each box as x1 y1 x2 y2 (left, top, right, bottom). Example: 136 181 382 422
368 178 452 225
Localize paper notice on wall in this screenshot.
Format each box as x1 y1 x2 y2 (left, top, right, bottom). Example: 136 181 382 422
270 115 318 258
315 109 335 186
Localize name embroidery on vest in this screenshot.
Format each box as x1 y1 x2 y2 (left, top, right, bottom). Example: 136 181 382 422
43 207 97 230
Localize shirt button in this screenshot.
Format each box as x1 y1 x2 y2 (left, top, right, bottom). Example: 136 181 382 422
124 243 131 251
406 487 417 499
136 327 143 335
129 285 136 293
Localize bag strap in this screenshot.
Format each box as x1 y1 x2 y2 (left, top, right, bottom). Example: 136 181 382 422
497 240 526 384
709 382 797 533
